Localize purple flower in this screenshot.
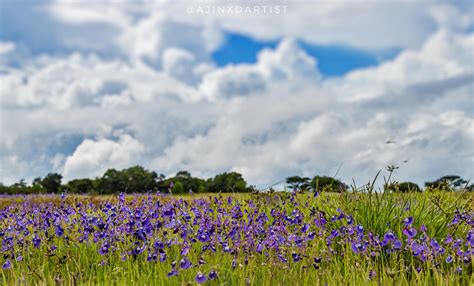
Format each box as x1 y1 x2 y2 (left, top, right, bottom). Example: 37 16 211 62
179 257 192 269
403 227 417 238
195 272 207 284
356 225 364 234
403 216 414 227
369 270 376 280
444 234 453 244
167 269 178 277
430 239 440 251
32 235 41 248
352 242 366 253
2 259 11 270
292 252 301 262
393 240 402 250
55 225 64 237
382 232 395 246
301 224 310 233
208 270 218 280
180 245 190 256
446 255 453 263
277 254 288 263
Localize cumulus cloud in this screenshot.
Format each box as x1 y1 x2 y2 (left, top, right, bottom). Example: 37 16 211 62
0 0 472 187
199 38 319 100
62 135 144 180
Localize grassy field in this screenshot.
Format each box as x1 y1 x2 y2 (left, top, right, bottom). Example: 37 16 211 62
1 190 473 285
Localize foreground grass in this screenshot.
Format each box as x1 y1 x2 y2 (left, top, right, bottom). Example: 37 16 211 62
1 190 473 285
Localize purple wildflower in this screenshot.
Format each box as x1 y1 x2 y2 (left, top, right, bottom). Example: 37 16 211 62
179 257 192 269
403 227 417 238
2 260 11 270
195 272 207 284
208 270 218 280
403 216 414 227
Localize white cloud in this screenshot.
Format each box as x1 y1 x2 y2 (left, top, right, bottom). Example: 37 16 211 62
199 38 319 100
0 1 472 188
62 135 144 180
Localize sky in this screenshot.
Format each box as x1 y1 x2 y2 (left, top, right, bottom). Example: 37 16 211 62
0 0 473 188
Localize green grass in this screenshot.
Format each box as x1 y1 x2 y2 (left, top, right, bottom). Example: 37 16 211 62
1 190 473 285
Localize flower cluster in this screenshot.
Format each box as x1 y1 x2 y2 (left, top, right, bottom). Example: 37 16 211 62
0 192 472 282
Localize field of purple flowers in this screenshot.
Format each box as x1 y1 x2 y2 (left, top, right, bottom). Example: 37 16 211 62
1 190 473 285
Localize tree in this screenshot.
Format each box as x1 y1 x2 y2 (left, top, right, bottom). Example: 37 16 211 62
65 178 96 194
172 181 185 194
122 166 158 193
286 176 310 191
385 182 421 193
99 166 158 194
159 171 206 193
425 175 469 191
99 169 127 194
207 172 249 193
310 176 347 193
35 173 63 193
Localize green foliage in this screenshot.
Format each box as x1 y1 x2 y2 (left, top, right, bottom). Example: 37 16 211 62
33 173 63 193
98 166 158 194
385 181 421 193
172 181 185 194
207 172 249 193
162 171 206 193
425 175 469 191
65 178 96 194
310 176 347 192
0 168 471 196
285 176 310 191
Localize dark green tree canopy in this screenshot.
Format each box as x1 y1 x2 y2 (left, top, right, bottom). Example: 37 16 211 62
34 173 63 193
207 172 249 193
425 175 469 191
286 176 310 191
310 176 347 192
0 167 470 195
385 181 421 193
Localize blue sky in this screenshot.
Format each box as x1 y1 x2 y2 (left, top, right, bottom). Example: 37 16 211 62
0 1 473 187
212 33 399 76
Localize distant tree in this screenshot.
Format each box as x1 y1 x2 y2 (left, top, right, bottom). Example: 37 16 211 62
99 169 127 194
207 172 248 193
122 166 158 193
172 181 185 194
99 166 158 194
385 181 421 193
176 171 191 178
9 179 32 194
286 176 310 191
35 173 63 193
0 182 11 194
160 171 206 193
425 175 469 191
310 176 347 193
65 178 96 194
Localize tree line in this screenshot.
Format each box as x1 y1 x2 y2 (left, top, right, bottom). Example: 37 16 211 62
0 166 472 195
0 166 254 195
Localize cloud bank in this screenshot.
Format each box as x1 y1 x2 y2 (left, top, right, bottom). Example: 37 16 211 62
0 0 472 187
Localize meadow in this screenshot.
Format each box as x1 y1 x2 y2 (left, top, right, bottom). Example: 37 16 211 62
0 189 473 285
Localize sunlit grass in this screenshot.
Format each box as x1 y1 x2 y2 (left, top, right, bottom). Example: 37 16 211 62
1 190 472 285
